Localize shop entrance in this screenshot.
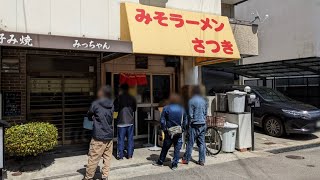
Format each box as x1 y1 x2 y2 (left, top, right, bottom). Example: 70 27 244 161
27 55 97 145
112 73 173 139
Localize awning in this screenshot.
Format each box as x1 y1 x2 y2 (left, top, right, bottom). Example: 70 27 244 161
120 2 240 65
207 57 320 78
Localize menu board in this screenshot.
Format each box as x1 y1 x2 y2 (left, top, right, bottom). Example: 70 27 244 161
3 91 21 116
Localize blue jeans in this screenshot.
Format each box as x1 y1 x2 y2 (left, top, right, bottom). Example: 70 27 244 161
117 125 134 159
183 124 206 163
158 133 183 166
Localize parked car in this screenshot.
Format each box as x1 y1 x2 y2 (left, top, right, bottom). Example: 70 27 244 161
209 85 320 137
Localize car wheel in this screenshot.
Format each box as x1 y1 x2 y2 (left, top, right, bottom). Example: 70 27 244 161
263 117 284 137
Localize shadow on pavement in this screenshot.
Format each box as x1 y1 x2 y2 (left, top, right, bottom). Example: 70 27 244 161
282 133 319 141
5 155 55 172
254 126 319 141
77 165 102 179
146 154 161 162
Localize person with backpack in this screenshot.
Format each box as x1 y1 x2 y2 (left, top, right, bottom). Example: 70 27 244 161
153 93 187 170
84 86 114 180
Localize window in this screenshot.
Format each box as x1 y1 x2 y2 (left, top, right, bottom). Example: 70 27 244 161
113 74 151 104
135 56 148 69
2 58 19 73
137 107 151 135
152 75 171 103
255 87 292 102
136 76 151 103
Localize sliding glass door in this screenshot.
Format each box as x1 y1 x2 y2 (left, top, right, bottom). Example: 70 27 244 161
112 73 173 139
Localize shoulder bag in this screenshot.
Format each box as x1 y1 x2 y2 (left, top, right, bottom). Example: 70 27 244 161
167 111 184 138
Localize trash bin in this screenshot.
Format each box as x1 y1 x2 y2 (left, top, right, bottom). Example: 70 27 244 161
222 122 238 153
226 90 246 113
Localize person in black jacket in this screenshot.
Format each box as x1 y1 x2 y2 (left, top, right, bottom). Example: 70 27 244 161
84 86 114 180
114 83 137 160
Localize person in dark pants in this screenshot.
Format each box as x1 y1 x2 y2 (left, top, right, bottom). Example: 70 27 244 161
84 86 114 180
153 94 187 170
114 84 137 160
182 86 208 166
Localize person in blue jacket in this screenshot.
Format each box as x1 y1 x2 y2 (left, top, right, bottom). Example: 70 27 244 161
153 93 187 170
182 85 208 166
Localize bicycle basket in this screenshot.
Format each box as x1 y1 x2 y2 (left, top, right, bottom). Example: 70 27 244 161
215 116 226 127
206 116 225 128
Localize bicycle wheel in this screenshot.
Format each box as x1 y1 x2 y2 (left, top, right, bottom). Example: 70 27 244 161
205 127 222 155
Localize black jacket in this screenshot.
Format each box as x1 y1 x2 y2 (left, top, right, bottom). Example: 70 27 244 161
114 93 137 126
88 98 114 141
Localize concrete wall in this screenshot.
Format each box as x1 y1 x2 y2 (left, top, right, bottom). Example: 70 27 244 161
183 57 199 85
231 23 258 57
0 0 221 40
314 1 320 57
166 0 221 15
235 0 320 64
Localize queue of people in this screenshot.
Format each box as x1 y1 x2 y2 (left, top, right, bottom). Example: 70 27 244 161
84 84 207 179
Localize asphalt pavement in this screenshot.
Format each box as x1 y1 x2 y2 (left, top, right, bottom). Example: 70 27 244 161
128 147 320 180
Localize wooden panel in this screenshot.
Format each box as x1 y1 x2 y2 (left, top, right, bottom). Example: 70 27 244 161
105 54 175 74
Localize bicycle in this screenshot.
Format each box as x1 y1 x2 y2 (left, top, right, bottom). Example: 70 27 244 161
205 116 223 156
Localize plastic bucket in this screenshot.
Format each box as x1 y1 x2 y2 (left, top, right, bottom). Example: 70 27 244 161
226 90 246 113
222 122 238 153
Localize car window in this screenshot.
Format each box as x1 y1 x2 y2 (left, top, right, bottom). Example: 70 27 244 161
254 88 292 102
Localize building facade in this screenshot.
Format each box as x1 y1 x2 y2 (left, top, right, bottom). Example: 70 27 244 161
0 0 255 145
234 0 320 108
235 0 320 64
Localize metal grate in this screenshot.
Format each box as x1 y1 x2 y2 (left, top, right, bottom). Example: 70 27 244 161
29 77 95 145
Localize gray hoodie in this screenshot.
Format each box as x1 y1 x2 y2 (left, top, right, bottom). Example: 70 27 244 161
88 98 114 141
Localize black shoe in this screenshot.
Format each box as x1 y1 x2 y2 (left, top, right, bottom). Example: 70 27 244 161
127 156 133 159
199 162 205 166
171 164 178 170
152 161 163 167
102 178 108 180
